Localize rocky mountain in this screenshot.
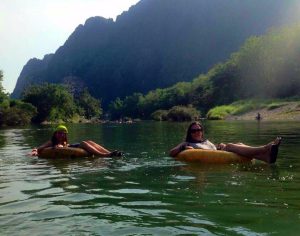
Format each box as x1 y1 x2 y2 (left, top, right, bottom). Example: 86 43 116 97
12 0 299 107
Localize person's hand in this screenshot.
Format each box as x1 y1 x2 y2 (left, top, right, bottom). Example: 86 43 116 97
179 143 187 152
217 143 227 150
185 146 194 149
31 148 38 156
56 144 64 148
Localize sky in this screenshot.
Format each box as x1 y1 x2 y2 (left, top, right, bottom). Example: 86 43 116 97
0 0 140 93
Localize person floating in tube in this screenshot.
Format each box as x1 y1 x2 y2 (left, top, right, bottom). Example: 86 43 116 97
169 122 281 164
31 125 123 157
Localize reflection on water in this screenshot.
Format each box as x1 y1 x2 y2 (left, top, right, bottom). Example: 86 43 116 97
0 121 300 235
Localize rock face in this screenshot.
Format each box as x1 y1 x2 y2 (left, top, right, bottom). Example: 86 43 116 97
12 54 53 97
12 0 298 106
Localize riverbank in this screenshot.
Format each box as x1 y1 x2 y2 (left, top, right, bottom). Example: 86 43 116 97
226 101 300 121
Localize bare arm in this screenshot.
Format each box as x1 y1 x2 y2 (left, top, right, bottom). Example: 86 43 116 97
169 142 188 157
216 143 227 150
36 140 52 154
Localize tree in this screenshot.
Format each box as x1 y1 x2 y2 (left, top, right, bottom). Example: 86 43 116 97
0 70 8 104
0 100 37 126
0 71 37 126
108 97 124 120
167 105 200 122
22 83 77 123
77 88 102 119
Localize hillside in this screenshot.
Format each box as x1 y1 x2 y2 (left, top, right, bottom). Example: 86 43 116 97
108 24 300 120
12 0 299 107
226 102 300 121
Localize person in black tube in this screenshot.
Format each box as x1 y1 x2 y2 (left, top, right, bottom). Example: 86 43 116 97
31 125 123 157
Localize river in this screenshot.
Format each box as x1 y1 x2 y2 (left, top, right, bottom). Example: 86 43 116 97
0 121 299 235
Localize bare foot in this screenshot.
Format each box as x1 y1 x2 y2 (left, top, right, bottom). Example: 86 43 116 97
269 137 282 164
109 150 124 157
257 137 282 163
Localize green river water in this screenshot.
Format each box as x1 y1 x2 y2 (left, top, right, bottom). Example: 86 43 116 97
0 121 299 235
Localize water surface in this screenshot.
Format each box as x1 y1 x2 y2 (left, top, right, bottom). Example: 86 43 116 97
0 121 299 235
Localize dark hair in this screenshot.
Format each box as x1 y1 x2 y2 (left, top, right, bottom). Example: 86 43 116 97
185 121 204 142
51 131 68 147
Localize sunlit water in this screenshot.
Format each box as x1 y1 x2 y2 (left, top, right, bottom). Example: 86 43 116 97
0 121 299 235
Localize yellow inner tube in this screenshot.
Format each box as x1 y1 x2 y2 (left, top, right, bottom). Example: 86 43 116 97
176 149 252 164
38 147 90 158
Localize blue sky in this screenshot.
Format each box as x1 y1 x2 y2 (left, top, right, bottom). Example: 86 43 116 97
0 0 140 93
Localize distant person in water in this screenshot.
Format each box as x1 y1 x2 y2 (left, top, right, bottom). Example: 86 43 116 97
169 122 282 164
256 112 262 120
31 125 123 157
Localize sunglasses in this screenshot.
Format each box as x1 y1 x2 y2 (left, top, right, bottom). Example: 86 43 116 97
190 128 203 133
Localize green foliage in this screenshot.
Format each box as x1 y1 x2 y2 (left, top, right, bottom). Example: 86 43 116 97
207 105 236 120
0 70 3 92
0 100 37 127
151 106 200 122
207 100 268 119
0 70 8 104
206 99 296 120
108 81 193 120
21 83 102 123
0 71 37 126
0 70 5 89
151 110 168 121
108 97 124 120
0 105 37 126
230 100 266 115
166 105 200 122
122 93 145 118
22 83 77 123
267 102 288 110
76 88 102 119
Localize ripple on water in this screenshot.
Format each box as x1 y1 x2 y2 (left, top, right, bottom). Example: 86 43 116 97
51 192 99 203
33 187 65 197
109 188 150 194
0 198 48 215
172 175 196 181
0 181 51 204
119 201 171 207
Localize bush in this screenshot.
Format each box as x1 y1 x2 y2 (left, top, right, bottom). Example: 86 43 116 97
167 105 200 122
0 106 37 126
22 83 77 123
267 102 287 110
207 105 237 120
151 109 168 121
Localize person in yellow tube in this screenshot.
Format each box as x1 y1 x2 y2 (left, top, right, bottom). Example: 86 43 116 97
169 122 281 164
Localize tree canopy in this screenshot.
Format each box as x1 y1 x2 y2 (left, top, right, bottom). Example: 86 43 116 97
22 83 102 123
0 70 37 126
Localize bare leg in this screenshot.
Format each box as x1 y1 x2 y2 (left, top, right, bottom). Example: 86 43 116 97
79 141 111 157
80 140 123 157
84 140 111 153
225 137 282 163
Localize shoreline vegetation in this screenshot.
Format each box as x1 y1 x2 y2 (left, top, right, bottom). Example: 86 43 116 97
1 68 300 126
41 99 300 124
207 99 300 121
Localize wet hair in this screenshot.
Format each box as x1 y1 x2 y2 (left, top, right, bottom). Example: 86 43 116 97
51 131 68 147
185 121 205 143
